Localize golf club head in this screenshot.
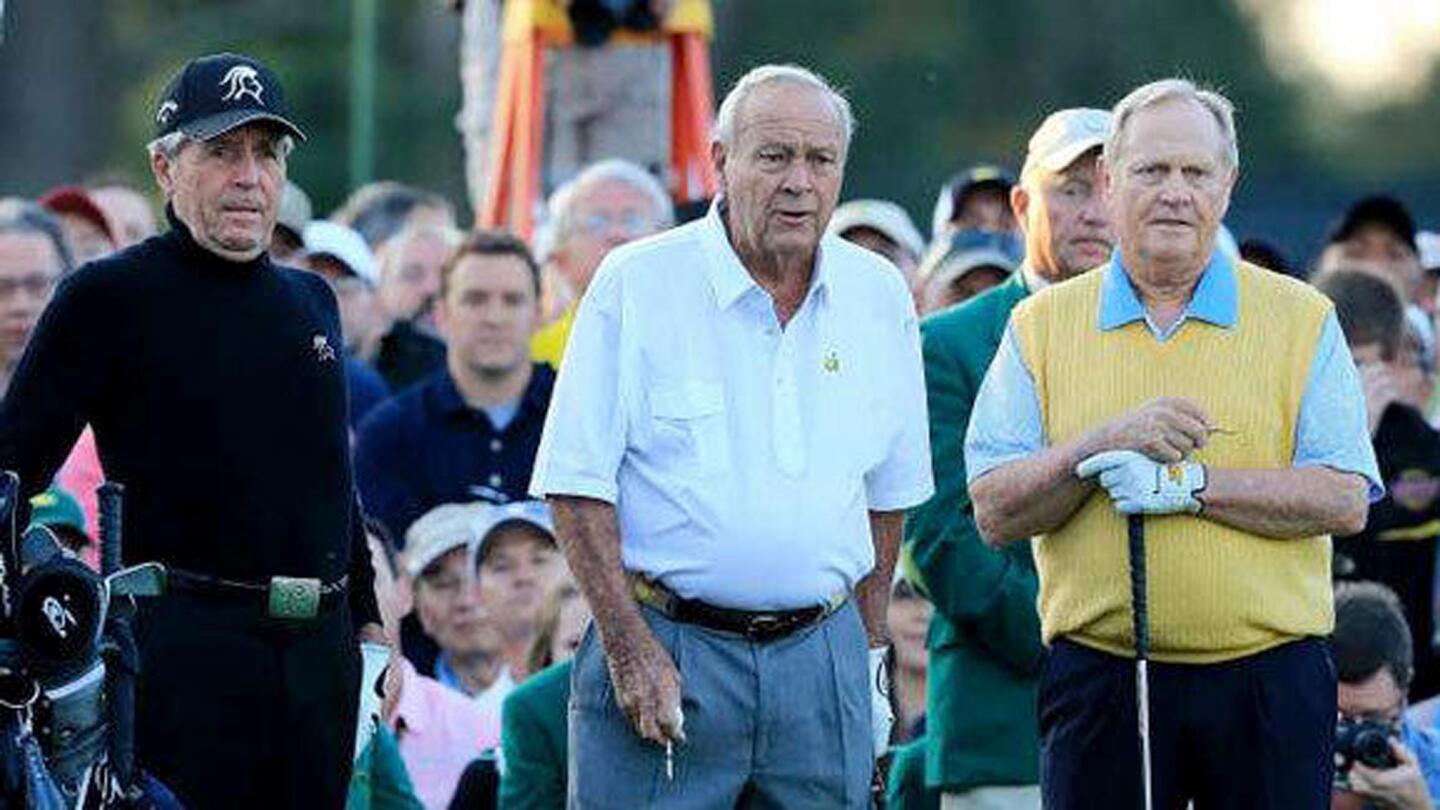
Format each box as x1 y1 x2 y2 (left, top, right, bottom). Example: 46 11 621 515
105 562 166 599
19 524 63 573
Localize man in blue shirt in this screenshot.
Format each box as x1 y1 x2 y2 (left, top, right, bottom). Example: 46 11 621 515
355 230 554 544
1333 581 1440 809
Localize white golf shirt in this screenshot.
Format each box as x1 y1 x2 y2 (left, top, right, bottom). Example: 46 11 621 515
530 203 933 610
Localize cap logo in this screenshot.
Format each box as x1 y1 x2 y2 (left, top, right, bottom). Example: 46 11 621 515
219 65 265 106
156 100 179 126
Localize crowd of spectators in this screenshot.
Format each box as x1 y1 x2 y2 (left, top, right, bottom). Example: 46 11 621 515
7 78 1440 809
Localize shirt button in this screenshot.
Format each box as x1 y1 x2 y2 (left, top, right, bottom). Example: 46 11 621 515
488 474 503 487
490 439 503 453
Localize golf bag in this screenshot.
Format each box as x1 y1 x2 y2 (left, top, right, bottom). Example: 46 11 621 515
0 472 176 809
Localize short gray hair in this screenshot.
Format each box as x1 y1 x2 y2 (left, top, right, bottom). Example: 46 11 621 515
145 130 296 162
713 64 854 151
548 159 675 248
1104 79 1238 173
375 223 464 285
0 198 74 275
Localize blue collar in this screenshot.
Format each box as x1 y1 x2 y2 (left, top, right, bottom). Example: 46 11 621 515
1097 249 1237 333
433 652 464 693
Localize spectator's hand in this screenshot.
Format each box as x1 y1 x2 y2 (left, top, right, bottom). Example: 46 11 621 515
357 622 387 646
603 624 685 746
1349 738 1435 809
1076 450 1206 515
1091 397 1211 463
869 647 894 759
1360 361 1401 437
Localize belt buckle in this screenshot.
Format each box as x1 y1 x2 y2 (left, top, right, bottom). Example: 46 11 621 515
268 576 321 620
745 613 786 641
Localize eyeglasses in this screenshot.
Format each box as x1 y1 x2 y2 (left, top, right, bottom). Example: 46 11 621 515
0 273 58 301
576 211 655 239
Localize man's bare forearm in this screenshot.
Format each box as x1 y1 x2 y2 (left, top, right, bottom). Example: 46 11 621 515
548 495 649 645
855 510 903 648
1200 467 1369 539
971 435 1101 546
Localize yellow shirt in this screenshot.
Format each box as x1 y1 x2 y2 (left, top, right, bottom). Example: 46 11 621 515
1011 260 1333 663
530 305 574 369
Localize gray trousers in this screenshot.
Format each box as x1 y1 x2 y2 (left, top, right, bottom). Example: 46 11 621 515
568 601 872 809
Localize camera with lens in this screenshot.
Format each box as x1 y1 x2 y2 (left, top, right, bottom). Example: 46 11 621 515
1335 716 1400 787
568 0 662 46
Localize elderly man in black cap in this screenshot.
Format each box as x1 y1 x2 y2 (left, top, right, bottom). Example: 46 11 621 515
0 52 383 808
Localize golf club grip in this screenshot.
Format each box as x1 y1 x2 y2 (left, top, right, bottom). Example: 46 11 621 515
98 482 124 577
1128 514 1149 660
0 471 19 626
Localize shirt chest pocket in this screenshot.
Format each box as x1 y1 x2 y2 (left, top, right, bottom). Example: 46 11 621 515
647 381 731 476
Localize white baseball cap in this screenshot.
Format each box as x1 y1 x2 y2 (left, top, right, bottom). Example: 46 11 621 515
1020 108 1112 180
475 500 556 563
1418 231 1440 272
303 220 377 285
828 199 926 262
402 502 485 577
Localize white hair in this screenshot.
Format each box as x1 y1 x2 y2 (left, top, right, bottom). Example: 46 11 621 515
713 64 854 151
547 159 675 248
1104 78 1238 173
145 130 296 161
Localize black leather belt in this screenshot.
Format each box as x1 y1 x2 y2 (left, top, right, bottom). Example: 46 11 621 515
629 574 846 642
167 569 348 620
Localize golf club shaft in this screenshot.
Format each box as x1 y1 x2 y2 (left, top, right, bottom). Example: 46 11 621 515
1128 513 1154 810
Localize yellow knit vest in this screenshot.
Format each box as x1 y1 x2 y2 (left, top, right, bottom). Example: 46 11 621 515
1011 260 1334 663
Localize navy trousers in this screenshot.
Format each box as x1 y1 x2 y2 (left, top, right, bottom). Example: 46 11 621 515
1039 637 1336 809
135 594 360 810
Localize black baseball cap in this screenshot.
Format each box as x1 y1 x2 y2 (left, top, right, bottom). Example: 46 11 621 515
1327 194 1417 254
153 52 306 142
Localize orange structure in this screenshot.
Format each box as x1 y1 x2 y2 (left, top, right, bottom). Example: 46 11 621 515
478 0 718 239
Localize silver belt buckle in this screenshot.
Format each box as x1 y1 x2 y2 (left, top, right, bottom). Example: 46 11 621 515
268 576 321 620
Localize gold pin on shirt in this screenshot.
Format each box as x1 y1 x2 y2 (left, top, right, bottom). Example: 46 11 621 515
823 351 840 373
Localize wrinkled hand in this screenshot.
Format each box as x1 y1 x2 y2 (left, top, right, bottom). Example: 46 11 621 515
604 625 685 746
870 647 894 759
1359 362 1400 437
1076 450 1206 515
1349 738 1435 809
1093 397 1211 463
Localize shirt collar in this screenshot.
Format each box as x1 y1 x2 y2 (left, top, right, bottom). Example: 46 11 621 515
433 372 468 416
432 364 552 419
699 199 833 311
1098 248 1237 332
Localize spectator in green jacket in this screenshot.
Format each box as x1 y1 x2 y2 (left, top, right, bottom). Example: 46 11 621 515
904 106 1113 809
497 581 590 809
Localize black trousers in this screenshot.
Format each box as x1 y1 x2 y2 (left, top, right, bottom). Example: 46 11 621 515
1039 637 1336 809
134 593 360 810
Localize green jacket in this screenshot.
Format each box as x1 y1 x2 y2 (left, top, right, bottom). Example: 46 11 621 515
904 274 1043 791
347 725 425 810
498 659 571 810
886 735 942 810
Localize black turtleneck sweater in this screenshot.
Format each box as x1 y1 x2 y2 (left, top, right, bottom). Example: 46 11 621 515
0 209 378 629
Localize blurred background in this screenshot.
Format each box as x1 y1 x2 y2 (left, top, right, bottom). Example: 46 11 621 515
5 0 1440 265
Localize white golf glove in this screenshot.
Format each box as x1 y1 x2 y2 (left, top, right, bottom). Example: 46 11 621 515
870 646 894 759
1075 450 1207 515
